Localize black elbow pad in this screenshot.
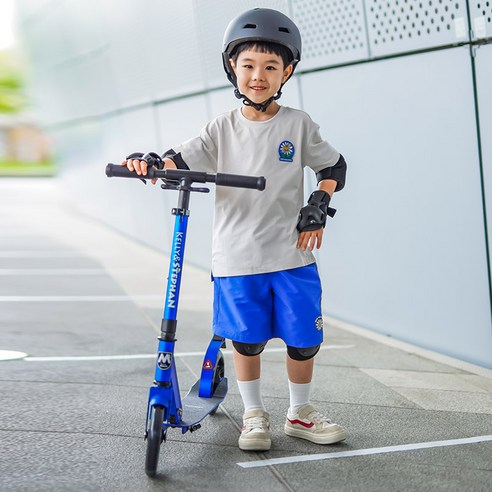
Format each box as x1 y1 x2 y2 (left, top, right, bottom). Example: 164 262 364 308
315 154 347 191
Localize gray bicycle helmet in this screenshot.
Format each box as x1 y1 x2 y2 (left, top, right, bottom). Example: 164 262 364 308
222 8 302 111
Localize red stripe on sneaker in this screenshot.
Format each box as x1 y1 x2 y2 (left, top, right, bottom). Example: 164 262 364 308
288 419 314 428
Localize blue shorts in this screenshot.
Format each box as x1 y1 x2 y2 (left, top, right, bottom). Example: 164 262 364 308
212 263 323 348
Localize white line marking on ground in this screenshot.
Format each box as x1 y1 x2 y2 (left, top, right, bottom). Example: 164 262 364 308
236 435 492 468
0 295 163 302
0 350 28 361
23 345 354 362
25 354 156 362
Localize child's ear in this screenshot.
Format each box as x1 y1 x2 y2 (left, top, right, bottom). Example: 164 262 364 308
282 64 293 83
229 58 237 75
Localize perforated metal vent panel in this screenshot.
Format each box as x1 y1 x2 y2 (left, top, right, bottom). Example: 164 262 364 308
470 1 492 39
366 0 470 57
292 0 369 70
193 0 290 89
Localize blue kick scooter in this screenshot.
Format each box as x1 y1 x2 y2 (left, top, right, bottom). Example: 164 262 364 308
105 162 265 477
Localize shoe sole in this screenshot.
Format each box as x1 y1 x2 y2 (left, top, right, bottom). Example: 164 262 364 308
238 438 271 451
284 425 347 445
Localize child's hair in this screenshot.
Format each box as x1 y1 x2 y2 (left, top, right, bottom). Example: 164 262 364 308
230 41 292 68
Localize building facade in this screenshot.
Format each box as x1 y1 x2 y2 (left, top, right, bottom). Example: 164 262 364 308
15 0 492 367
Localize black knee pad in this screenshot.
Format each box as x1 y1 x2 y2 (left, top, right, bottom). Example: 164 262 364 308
232 340 267 356
287 344 320 361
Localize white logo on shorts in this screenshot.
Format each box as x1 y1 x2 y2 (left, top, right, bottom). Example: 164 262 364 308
315 316 323 330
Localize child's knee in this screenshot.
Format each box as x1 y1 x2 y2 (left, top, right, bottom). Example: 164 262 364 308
232 341 267 356
286 344 320 361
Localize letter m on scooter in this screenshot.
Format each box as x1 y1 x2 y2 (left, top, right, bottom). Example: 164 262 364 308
157 352 172 370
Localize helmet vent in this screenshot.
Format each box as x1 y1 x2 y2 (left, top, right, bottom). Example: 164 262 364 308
278 27 290 33
243 23 257 29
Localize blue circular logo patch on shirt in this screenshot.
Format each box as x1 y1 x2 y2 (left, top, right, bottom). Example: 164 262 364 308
278 140 295 162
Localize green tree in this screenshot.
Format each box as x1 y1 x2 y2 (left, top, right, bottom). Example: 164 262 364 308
0 50 26 113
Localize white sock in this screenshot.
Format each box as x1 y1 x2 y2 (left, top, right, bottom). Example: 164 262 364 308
237 378 265 413
288 380 311 416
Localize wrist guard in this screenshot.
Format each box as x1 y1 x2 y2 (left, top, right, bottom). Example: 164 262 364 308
296 190 336 232
126 151 143 160
125 151 163 169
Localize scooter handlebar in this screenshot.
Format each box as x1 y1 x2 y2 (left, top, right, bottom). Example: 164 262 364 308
215 172 265 191
105 164 265 191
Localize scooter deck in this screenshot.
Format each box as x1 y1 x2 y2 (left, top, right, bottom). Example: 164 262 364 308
179 377 228 427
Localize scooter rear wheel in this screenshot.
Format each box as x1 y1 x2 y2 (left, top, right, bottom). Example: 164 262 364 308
145 405 165 477
210 351 225 415
213 351 225 392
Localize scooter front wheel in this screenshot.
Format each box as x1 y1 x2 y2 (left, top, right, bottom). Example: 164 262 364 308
145 405 165 477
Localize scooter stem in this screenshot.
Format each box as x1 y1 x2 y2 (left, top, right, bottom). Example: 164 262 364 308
160 182 191 342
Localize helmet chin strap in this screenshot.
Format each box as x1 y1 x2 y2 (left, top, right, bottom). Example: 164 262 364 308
234 88 283 113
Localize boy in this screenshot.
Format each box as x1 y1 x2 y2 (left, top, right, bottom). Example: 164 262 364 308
125 8 347 451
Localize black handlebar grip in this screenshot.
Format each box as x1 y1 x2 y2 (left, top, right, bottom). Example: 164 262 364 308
105 164 156 179
215 173 266 191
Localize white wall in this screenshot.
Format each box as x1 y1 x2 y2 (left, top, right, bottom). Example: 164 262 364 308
302 49 491 366
16 0 492 367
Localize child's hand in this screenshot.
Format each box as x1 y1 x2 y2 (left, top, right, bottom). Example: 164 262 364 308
124 158 148 176
297 228 323 251
121 158 158 184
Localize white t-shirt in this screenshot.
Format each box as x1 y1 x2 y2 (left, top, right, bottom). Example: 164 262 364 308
173 106 340 277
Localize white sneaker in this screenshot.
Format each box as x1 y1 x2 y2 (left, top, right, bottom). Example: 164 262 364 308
238 409 271 451
285 404 346 445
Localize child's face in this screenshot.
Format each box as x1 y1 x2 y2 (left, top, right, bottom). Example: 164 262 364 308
230 49 293 105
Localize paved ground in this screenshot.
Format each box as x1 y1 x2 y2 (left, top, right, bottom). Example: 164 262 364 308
1 177 492 492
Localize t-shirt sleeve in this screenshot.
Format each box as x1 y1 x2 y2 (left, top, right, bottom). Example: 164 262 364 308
172 121 218 173
301 116 340 173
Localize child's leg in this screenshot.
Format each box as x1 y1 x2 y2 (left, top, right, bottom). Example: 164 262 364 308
233 347 264 411
211 273 273 450
286 354 314 383
233 348 261 381
286 354 314 413
269 265 322 414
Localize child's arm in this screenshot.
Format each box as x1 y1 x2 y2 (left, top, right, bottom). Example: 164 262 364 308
296 178 337 252
318 178 337 197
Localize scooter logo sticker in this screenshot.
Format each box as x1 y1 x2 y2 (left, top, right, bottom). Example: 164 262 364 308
167 232 184 310
203 359 214 370
315 316 323 330
157 352 172 370
278 140 295 162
